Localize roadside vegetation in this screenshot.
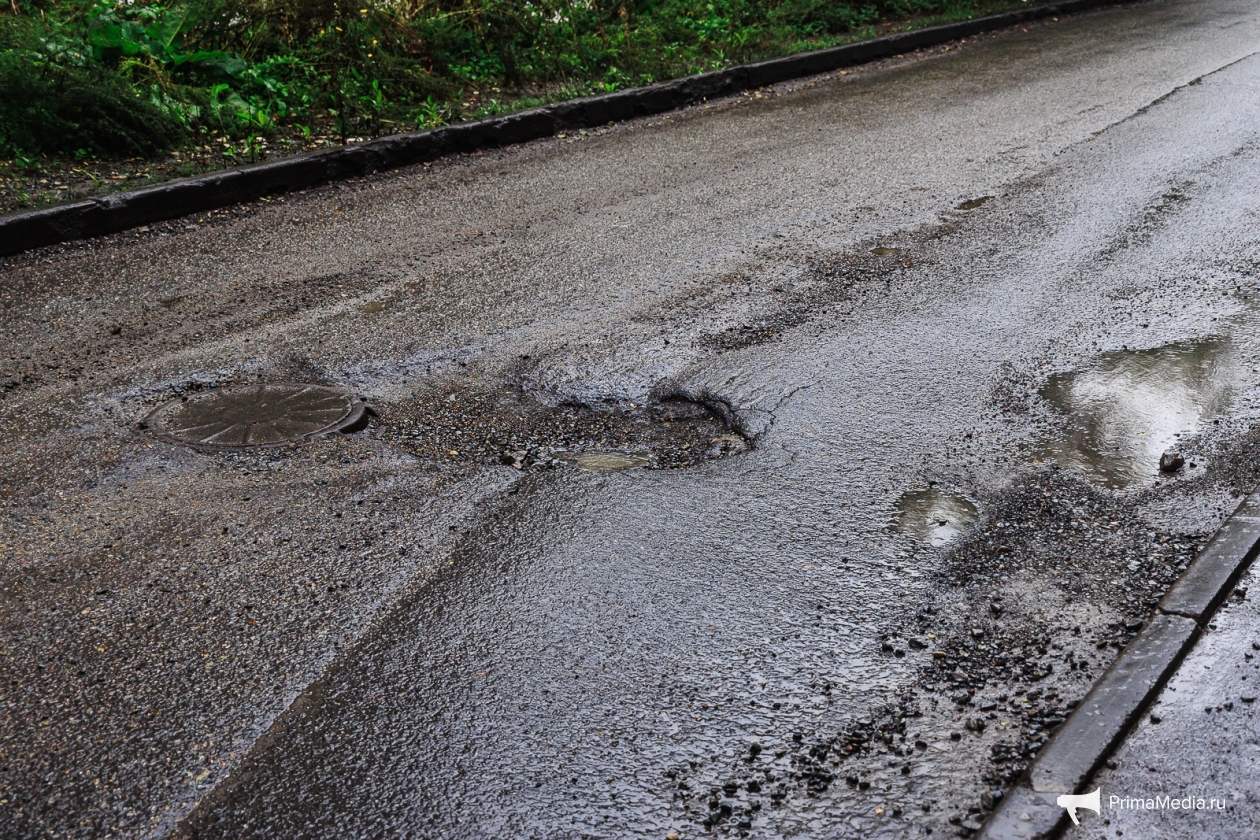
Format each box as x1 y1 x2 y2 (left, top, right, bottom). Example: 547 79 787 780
1 0 1026 208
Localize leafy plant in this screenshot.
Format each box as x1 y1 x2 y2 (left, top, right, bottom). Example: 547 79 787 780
0 14 185 157
414 95 450 129
0 0 993 162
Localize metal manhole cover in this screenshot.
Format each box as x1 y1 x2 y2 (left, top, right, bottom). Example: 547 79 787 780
141 383 368 451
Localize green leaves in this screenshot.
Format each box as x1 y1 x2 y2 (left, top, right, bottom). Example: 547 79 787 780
414 95 451 129
85 2 247 82
86 3 187 63
170 50 247 79
2 0 995 160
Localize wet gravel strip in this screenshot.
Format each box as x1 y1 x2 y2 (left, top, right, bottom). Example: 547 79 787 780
674 466 1211 837
979 489 1260 840
686 412 1260 839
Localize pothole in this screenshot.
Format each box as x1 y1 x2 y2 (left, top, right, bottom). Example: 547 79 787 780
379 385 748 471
140 383 369 451
1035 339 1234 489
956 196 993 210
892 487 979 546
573 452 653 471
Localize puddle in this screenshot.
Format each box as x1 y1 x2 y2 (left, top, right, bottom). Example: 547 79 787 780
870 247 902 256
892 488 979 546
575 452 652 471
956 196 993 210
1036 339 1235 489
362 301 386 313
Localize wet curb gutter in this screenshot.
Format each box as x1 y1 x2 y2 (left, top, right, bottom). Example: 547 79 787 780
978 492 1260 839
0 0 1133 258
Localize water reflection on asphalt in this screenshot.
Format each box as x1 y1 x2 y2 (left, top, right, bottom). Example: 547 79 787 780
1037 339 1237 489
893 487 980 546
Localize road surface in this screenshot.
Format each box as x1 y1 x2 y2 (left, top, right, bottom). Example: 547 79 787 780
5 0 1260 837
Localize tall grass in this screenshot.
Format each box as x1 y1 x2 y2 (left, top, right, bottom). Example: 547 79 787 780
0 0 989 159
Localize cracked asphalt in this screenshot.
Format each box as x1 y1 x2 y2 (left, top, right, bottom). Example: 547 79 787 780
8 0 1260 837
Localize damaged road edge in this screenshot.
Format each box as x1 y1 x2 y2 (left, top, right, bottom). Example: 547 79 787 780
978 490 1260 840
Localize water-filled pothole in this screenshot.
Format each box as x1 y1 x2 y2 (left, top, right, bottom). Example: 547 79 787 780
141 383 368 451
1035 339 1234 489
892 487 979 546
575 452 652 471
381 386 748 471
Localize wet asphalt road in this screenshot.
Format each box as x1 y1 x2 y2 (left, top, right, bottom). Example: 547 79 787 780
8 0 1260 837
1075 564 1260 840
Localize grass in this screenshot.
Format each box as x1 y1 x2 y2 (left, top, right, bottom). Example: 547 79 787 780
0 0 1039 211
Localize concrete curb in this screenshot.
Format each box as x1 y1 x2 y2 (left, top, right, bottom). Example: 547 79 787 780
978 490 1260 839
0 0 1133 258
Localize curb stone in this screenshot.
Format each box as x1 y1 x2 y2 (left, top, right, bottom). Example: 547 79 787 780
978 491 1260 839
978 787 1066 840
1160 492 1260 619
0 0 1134 257
1029 614 1197 794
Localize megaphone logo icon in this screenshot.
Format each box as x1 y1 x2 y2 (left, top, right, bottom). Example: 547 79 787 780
1056 788 1101 825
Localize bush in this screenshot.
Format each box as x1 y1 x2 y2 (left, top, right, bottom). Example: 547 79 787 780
0 16 184 156
0 0 987 160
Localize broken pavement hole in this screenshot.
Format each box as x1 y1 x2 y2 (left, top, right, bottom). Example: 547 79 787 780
140 383 369 452
745 469 1203 833
574 452 653 471
379 385 749 471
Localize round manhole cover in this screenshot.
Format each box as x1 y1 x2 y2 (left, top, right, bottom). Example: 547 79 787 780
142 383 368 451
